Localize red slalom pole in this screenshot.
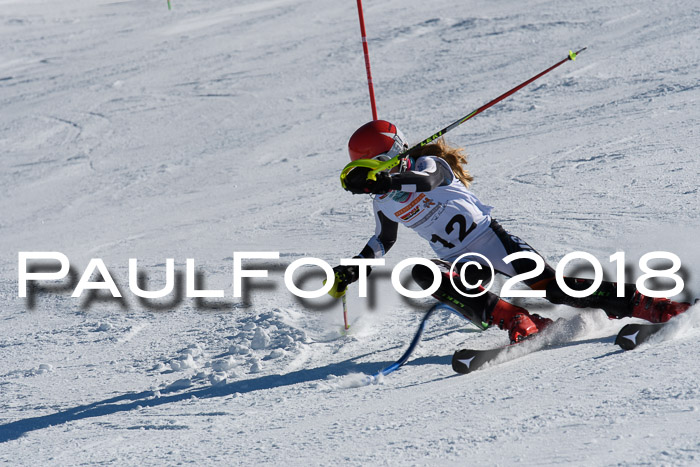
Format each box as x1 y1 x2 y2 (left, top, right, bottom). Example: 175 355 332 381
356 0 378 120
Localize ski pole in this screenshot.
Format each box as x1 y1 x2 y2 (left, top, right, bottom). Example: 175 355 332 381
365 303 465 382
340 47 587 187
342 294 350 331
356 0 378 120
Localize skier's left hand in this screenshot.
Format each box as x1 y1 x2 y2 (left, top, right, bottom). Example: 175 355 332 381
344 167 392 195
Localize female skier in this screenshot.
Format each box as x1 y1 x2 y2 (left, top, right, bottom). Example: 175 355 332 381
328 120 691 342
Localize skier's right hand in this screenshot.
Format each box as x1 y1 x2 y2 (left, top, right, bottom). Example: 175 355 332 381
326 264 360 298
344 167 393 195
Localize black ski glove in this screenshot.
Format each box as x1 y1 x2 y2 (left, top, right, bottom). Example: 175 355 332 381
344 167 393 195
368 171 393 194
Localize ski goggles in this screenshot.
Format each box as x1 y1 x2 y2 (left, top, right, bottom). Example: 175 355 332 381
372 134 407 162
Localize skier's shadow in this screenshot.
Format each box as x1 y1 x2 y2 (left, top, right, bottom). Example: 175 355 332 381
0 351 450 444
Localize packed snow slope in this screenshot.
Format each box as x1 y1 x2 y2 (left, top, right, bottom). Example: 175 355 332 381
1 0 699 464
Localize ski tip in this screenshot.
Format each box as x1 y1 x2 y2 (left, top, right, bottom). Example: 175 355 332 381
614 329 638 351
615 322 667 351
615 323 644 350
451 349 476 374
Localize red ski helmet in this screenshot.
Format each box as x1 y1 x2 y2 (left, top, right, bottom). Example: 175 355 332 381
348 120 407 162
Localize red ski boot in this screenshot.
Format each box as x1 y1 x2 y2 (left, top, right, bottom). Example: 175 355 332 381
488 300 553 343
630 292 691 323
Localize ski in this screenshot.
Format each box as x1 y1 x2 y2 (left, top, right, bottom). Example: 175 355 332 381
452 345 514 374
615 322 667 350
451 333 551 375
451 317 581 374
615 298 699 350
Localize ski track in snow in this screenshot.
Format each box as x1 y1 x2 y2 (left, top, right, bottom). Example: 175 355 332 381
1 0 699 464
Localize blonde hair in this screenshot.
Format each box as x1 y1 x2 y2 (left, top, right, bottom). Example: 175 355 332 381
407 138 474 188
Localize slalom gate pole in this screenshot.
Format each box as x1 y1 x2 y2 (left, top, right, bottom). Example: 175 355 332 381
356 0 378 120
340 47 587 187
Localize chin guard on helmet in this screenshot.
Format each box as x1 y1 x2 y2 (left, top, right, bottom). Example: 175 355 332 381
340 156 405 190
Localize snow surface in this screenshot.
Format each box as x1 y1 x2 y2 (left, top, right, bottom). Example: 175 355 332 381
1 0 699 464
